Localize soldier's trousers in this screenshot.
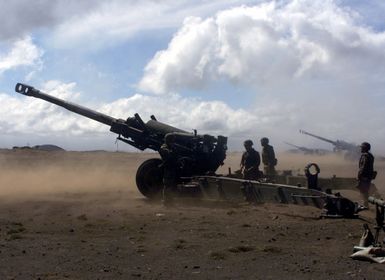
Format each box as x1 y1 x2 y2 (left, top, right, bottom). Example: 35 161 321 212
264 165 276 180
243 169 261 180
357 179 371 207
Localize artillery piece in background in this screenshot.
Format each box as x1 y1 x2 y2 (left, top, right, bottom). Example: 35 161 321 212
15 83 227 198
299 129 360 160
284 141 330 155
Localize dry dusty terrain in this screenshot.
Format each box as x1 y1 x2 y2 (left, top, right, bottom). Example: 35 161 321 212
0 149 385 279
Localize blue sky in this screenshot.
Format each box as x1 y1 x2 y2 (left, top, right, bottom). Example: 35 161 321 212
1 0 385 153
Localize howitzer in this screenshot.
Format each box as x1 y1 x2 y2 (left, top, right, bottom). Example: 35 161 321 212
284 141 318 154
15 83 227 198
299 130 359 159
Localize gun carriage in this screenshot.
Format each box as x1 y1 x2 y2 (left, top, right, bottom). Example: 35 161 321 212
351 197 385 262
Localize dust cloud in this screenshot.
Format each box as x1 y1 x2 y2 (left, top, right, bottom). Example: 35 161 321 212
1 149 385 279
0 149 156 198
0 149 384 198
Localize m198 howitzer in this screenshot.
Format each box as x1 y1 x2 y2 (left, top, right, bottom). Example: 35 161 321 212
299 130 360 159
15 83 227 198
284 141 327 155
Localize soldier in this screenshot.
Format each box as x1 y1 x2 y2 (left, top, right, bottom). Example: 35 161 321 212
357 142 376 208
159 133 178 206
240 140 261 180
261 137 277 180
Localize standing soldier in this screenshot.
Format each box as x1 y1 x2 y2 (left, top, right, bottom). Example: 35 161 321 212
159 134 178 206
261 137 277 180
240 140 261 180
357 142 376 208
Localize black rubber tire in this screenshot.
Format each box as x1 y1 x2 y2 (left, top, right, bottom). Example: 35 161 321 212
136 158 163 199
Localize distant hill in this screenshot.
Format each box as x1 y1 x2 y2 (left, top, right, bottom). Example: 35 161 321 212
32 144 65 151
12 144 65 152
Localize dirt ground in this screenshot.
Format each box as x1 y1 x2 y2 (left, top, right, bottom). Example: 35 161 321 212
0 149 385 280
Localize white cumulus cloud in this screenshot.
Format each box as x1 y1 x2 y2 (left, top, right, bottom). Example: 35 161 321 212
138 0 385 94
139 16 219 94
49 0 258 50
0 81 99 136
0 36 43 74
2 1 385 152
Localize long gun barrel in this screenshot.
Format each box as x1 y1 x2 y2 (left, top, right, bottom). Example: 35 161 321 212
284 141 322 155
15 83 188 151
284 141 309 151
299 130 336 145
16 83 116 126
284 142 301 149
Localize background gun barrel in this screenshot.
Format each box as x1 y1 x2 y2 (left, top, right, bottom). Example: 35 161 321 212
15 83 116 126
368 196 385 207
299 130 336 145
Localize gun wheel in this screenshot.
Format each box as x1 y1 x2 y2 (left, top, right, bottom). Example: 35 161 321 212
136 158 163 199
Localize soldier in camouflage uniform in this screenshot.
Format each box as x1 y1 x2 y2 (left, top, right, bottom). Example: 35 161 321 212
357 142 375 208
261 137 277 180
240 140 261 180
159 134 178 206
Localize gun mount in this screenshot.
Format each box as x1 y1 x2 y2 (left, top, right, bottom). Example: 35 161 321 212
369 197 385 246
352 196 385 258
299 130 360 159
15 83 227 198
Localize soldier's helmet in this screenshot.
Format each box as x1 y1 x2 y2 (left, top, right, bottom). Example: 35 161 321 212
260 137 269 145
244 140 253 147
360 142 371 151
